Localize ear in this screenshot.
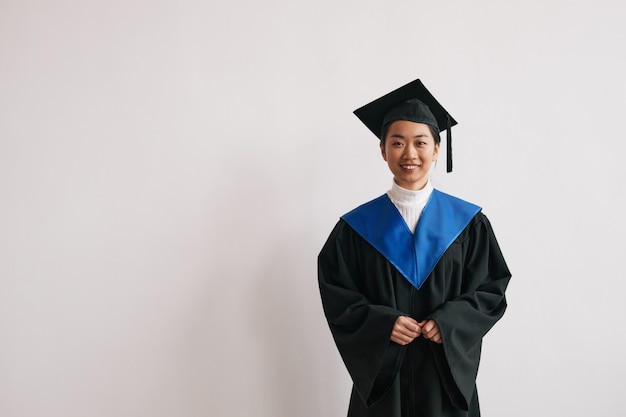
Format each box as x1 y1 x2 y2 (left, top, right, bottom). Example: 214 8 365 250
433 143 440 160
380 142 387 161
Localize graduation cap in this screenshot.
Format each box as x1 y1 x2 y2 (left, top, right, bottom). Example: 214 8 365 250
353 79 457 172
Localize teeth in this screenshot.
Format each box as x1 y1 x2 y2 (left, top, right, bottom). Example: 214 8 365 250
402 165 418 168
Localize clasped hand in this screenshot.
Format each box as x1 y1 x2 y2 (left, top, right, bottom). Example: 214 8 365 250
390 315 442 345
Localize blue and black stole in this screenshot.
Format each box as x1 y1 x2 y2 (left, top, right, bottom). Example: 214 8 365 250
341 189 481 289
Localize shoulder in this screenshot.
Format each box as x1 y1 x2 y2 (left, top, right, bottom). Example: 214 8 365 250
319 218 362 251
341 194 389 219
456 211 498 244
431 189 481 212
322 194 388 247
430 189 496 241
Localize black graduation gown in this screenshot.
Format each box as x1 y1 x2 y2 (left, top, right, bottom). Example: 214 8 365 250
317 193 511 417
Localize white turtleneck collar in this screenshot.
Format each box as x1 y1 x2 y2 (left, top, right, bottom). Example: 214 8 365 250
386 178 434 233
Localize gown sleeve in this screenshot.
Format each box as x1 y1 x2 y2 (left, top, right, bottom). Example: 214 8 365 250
429 212 511 409
318 220 406 407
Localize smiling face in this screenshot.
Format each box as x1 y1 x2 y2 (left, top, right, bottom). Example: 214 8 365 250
380 120 440 190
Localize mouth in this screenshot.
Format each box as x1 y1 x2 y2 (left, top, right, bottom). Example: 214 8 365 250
400 164 420 170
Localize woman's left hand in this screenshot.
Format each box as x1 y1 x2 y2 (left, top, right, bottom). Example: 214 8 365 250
418 319 442 344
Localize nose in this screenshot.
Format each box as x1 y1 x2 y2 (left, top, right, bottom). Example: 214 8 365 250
403 144 418 159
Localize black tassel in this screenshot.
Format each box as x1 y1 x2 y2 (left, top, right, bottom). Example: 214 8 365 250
446 114 452 173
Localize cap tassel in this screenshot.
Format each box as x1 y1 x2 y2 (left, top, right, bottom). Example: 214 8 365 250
446 114 452 173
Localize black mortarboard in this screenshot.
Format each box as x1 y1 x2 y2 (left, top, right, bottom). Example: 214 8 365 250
353 79 457 172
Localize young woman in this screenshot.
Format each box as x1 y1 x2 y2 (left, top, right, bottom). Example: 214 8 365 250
318 79 511 417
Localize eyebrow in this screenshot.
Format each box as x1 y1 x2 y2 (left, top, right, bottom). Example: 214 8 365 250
389 133 429 139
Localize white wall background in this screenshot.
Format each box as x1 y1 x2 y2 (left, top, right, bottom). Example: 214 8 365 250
1 1 625 416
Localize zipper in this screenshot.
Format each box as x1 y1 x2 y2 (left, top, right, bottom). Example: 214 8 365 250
409 284 416 415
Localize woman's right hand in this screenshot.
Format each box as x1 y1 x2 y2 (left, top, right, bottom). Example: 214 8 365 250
390 316 422 345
